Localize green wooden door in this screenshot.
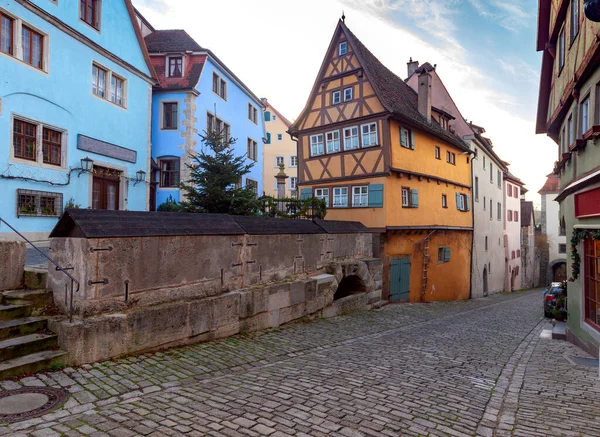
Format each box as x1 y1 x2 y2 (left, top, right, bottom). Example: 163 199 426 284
390 258 411 302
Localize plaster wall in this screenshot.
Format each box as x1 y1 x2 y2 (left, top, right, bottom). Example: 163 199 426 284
543 192 567 264
263 106 297 197
504 182 522 291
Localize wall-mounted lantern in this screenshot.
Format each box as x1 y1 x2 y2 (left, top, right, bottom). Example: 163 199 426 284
134 169 146 186
78 157 93 177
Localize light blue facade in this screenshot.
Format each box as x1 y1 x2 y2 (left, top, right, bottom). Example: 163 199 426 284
151 53 265 208
0 0 153 238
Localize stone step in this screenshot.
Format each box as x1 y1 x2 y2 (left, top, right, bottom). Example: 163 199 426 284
0 317 48 341
552 321 567 341
0 350 67 379
1 289 53 309
370 300 388 310
24 268 48 290
0 333 58 362
0 304 32 321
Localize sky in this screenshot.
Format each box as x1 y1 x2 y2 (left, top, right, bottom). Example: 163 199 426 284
134 0 555 208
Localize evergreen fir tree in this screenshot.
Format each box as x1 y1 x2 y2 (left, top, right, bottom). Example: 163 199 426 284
179 129 259 215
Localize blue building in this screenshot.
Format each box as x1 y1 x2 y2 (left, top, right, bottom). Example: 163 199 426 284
138 21 266 209
0 0 155 240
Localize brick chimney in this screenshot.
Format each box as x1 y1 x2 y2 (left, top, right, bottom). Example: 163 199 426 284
418 70 432 122
407 57 419 78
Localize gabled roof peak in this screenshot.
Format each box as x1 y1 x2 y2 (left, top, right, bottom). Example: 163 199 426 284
145 29 203 53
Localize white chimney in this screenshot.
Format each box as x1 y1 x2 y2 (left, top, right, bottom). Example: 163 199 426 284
418 70 432 122
407 57 419 78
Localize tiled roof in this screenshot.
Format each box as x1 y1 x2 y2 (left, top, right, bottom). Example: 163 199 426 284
340 23 469 152
538 175 559 194
145 30 203 53
505 171 525 186
521 200 534 227
150 54 205 91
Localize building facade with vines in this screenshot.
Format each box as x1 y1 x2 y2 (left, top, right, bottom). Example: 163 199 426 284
0 0 155 240
537 0 600 356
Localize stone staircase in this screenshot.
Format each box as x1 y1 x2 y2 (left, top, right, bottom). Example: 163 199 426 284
0 288 67 379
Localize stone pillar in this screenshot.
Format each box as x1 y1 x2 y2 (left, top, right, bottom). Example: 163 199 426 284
275 164 288 199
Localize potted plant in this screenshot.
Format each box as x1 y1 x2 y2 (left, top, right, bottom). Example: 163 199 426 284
553 295 568 321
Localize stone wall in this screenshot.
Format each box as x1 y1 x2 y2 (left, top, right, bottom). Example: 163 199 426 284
0 241 25 291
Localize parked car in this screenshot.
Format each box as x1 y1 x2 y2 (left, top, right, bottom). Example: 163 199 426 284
544 283 565 318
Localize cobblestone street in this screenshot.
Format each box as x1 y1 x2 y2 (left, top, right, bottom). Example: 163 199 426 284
1 290 598 437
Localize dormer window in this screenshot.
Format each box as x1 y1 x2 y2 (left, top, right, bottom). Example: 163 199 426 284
339 42 347 56
168 56 183 77
80 0 100 30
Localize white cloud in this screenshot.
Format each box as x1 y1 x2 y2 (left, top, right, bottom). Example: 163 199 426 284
467 0 531 32
134 0 555 204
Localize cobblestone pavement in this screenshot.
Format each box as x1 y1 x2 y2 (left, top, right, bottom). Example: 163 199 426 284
1 290 599 437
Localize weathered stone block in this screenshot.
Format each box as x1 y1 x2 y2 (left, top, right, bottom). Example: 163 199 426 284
129 302 190 349
279 302 307 325
240 312 272 333
239 288 269 319
210 292 240 329
189 299 214 336
268 284 290 311
0 241 25 291
367 289 382 304
290 281 306 305
24 268 47 290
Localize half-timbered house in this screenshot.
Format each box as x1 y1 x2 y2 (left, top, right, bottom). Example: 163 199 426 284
289 20 474 302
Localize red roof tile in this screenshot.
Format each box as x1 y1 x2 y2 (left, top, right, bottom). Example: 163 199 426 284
538 175 559 194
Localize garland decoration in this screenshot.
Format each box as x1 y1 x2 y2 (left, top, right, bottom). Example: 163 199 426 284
570 228 600 280
258 196 327 220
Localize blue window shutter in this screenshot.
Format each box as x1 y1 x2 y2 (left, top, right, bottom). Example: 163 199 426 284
264 111 271 122
444 247 451 262
410 130 415 150
411 189 419 208
266 133 271 144
466 195 471 211
455 192 461 210
368 184 383 208
400 127 407 147
300 188 312 200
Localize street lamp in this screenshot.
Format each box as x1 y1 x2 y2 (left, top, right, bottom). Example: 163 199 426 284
78 156 93 177
134 169 146 186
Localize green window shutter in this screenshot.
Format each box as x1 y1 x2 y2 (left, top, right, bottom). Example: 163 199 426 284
455 192 461 210
444 247 451 262
400 127 407 147
264 111 271 122
410 130 415 150
368 184 383 208
266 133 271 144
300 188 312 200
411 189 419 208
466 195 471 211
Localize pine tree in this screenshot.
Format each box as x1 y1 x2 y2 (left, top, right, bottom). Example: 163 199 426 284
179 129 259 215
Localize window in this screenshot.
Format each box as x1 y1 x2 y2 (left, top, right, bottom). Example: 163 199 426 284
206 113 214 132
315 188 329 207
498 202 502 220
442 194 447 208
402 188 410 207
517 250 521 258
246 178 258 196
511 251 516 260
92 64 107 98
274 177 278 190
514 211 519 222
290 177 297 190
400 127 413 149
438 246 451 263
333 187 348 207
290 156 298 167
446 151 455 164
0 12 13 55
343 126 359 150
168 56 183 77
483 156 486 169
247 138 258 162
326 130 340 153
17 189 62 217
275 156 284 167
559 243 567 254
207 113 230 141
581 96 590 134
568 114 574 145
402 188 418 208
497 170 501 188
80 0 99 29
42 128 61 166
490 163 493 183
558 27 565 72
489 199 492 220
248 103 258 124
514 186 519 197
339 42 347 56
352 186 368 207
507 183 512 197
361 123 378 147
456 193 470 211
570 0 579 43
212 72 227 100
485 236 488 251
159 158 180 188
264 111 271 122
162 102 178 130
483 196 486 210
272 115 277 121
310 134 324 156
13 119 36 161
435 146 441 159
344 87 353 102
110 75 125 107
508 210 513 221
332 91 341 105
474 177 479 201
584 239 600 330
277 134 283 141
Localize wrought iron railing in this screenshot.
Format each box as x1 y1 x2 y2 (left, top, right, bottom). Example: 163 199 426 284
0 218 79 323
258 196 327 220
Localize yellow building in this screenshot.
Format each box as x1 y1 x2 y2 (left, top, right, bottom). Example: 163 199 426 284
261 99 298 197
288 20 473 302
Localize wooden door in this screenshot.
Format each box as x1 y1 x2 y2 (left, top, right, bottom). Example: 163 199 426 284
390 258 411 302
92 166 120 210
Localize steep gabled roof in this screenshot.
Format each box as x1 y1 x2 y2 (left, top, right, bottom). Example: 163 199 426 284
262 98 292 127
123 0 157 81
538 174 559 194
145 30 204 53
149 54 205 91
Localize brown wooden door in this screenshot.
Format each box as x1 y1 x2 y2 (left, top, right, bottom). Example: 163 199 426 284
92 166 120 210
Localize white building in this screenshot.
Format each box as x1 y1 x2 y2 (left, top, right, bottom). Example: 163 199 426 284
538 175 567 283
504 171 525 291
521 200 538 289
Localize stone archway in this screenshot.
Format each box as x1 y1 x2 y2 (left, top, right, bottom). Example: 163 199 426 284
334 275 366 300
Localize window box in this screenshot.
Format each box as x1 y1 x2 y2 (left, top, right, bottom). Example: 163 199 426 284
17 189 62 217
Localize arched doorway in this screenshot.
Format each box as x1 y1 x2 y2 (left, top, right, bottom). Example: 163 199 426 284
553 262 567 282
483 267 488 297
334 275 366 300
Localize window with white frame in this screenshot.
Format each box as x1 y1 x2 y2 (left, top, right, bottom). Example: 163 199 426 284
246 178 258 196
92 63 127 107
167 56 183 77
290 156 298 167
12 116 66 167
361 122 378 147
272 114 277 121
401 187 410 207
289 177 297 190
333 187 348 207
332 90 341 105
326 130 340 153
275 156 284 167
339 41 347 56
497 170 501 188
0 12 48 72
442 194 447 208
310 134 324 156
248 103 258 124
343 126 359 150
498 202 502 220
212 72 227 100
352 186 368 207
435 146 441 159
274 177 278 190
277 133 283 141
400 127 413 149
315 188 329 207
344 87 353 102
581 96 590 134
247 138 258 162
